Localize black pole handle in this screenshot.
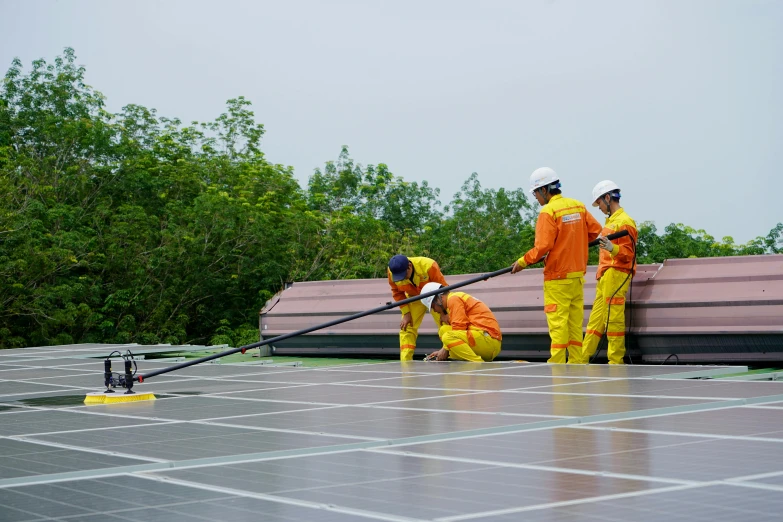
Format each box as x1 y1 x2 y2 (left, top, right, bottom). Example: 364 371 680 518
589 229 629 247
531 229 630 265
137 265 513 382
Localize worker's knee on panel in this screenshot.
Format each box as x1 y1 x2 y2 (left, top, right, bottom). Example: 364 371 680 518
400 348 415 361
472 333 500 362
448 346 483 363
489 339 502 361
445 338 482 362
442 331 469 349
441 330 482 362
441 329 466 346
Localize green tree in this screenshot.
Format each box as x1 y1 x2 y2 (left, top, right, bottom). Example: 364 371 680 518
300 147 442 281
764 223 783 254
422 173 536 274
636 221 775 263
0 49 308 347
0 48 778 350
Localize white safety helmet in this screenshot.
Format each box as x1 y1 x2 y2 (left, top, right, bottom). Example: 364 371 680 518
529 167 560 194
591 180 621 207
420 282 443 312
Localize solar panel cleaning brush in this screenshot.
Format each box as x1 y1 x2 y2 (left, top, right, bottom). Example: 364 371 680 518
84 350 156 404
83 392 156 405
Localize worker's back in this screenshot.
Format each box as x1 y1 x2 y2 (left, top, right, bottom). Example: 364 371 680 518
447 292 501 341
537 194 600 280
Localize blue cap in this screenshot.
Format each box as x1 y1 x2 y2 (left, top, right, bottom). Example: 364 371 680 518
388 255 410 282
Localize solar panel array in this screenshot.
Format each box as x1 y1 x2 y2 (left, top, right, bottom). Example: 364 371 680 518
1 344 783 521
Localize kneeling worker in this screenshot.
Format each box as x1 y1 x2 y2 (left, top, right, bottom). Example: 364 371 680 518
420 282 502 362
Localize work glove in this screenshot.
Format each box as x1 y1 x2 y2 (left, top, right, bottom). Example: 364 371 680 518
598 236 613 252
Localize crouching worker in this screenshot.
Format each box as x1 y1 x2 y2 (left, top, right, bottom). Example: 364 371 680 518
420 282 502 362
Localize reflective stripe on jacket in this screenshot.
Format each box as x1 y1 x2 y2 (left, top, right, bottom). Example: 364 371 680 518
596 207 638 279
446 291 502 342
388 256 448 315
519 194 602 281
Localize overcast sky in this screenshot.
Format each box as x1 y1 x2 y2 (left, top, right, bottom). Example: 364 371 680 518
1 0 780 242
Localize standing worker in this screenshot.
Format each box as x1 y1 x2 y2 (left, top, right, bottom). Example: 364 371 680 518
388 255 448 361
577 180 638 364
511 167 602 364
420 282 502 362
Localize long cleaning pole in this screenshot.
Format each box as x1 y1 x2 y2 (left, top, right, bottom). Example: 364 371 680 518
135 230 628 383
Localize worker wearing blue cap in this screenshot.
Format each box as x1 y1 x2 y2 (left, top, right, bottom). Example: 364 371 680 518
388 255 449 361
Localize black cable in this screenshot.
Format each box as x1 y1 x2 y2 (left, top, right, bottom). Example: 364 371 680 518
661 353 679 365
124 349 138 376
589 234 637 364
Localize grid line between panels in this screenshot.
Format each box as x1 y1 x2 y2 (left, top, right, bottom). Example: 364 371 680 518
1 392 782 491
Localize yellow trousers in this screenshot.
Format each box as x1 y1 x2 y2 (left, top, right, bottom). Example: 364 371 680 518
543 278 585 364
581 268 631 365
400 300 441 361
438 325 501 362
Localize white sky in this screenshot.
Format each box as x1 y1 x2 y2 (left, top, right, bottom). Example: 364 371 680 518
1 0 780 242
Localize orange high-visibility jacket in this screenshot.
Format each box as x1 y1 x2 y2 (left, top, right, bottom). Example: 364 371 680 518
446 291 502 341
388 256 448 315
518 194 602 281
596 207 638 279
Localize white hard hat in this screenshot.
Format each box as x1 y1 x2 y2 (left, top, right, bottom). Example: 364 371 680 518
420 282 443 312
591 180 621 207
529 167 560 194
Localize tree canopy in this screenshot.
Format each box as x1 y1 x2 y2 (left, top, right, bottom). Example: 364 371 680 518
1 49 779 348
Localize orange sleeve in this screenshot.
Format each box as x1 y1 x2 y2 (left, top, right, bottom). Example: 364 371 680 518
611 224 638 266
586 211 602 243
428 261 448 287
446 294 469 332
522 211 557 266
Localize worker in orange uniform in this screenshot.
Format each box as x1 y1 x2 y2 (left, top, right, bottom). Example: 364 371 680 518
577 180 638 365
511 167 602 364
388 255 449 361
420 282 502 362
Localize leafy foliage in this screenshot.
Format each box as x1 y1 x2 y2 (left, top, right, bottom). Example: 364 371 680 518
421 173 536 273
635 222 776 263
0 49 778 349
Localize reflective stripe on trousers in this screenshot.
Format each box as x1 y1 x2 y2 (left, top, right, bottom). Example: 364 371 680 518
543 277 585 364
581 267 631 365
400 299 442 361
438 325 501 362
